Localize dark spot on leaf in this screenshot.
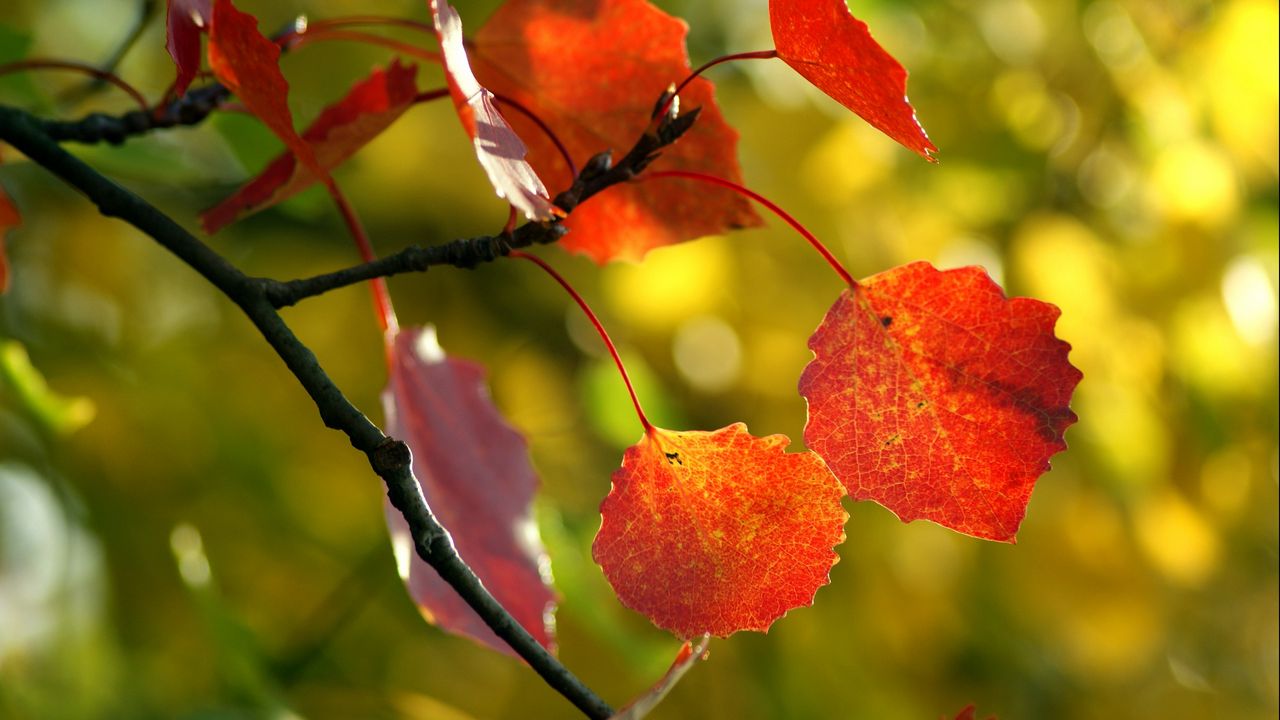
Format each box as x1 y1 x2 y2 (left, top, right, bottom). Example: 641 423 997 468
665 452 683 466
880 316 893 327
883 433 900 446
916 401 927 409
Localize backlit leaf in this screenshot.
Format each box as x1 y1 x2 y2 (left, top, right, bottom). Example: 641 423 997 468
201 60 419 233
166 0 211 97
799 262 1081 542
471 0 761 262
431 0 557 221
771 0 937 160
208 0 321 177
383 326 556 654
593 423 846 639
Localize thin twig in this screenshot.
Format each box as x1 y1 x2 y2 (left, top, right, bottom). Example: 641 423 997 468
38 82 231 145
0 59 150 112
57 0 158 105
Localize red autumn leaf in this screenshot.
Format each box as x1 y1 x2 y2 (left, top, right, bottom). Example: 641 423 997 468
799 262 1081 542
470 0 762 263
0 161 18 294
430 0 557 221
165 0 212 97
611 636 710 720
207 0 321 177
770 0 937 160
201 60 419 233
383 326 556 655
593 423 846 639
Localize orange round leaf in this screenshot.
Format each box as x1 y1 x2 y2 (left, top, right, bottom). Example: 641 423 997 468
799 262 1082 542
593 423 846 639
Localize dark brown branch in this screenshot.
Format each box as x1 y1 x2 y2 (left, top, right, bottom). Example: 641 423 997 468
35 17 312 145
264 99 702 308
0 103 614 720
38 82 231 145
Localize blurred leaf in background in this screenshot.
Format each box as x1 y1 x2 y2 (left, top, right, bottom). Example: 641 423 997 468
0 0 1276 718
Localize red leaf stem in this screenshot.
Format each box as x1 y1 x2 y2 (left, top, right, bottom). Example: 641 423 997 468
321 179 397 334
657 49 779 120
491 93 578 181
283 29 442 63
0 60 150 112
644 169 855 287
509 250 652 434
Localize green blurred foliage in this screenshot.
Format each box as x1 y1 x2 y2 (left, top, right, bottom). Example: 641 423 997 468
1 0 1277 718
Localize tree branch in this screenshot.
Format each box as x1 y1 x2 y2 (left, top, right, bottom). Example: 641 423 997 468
39 82 232 145
0 103 614 720
262 238 504 308
264 101 703 308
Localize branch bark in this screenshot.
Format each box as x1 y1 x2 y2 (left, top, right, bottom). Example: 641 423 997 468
39 82 232 145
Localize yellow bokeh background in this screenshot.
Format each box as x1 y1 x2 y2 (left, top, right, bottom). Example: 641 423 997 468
1 0 1276 718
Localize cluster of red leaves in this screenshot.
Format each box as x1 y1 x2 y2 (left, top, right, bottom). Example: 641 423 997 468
150 0 1079 673
168 0 560 653
470 0 761 261
592 261 1079 639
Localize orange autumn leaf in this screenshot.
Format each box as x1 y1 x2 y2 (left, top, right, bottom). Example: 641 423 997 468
430 0 557 221
593 423 846 639
207 0 321 177
799 262 1081 542
201 60 419 233
470 0 761 262
771 0 936 160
